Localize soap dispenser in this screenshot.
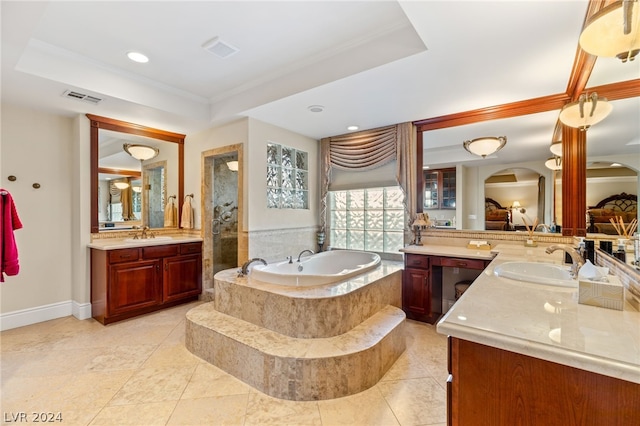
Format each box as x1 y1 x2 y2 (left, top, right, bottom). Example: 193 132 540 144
614 239 626 262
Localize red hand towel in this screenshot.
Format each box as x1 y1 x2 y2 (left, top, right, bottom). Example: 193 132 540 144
1 190 23 282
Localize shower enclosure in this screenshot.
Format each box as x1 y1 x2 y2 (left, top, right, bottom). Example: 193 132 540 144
203 145 242 291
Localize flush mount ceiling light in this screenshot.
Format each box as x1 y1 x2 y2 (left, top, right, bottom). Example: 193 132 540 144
559 93 612 131
113 181 130 190
132 186 142 193
226 160 239 171
127 51 149 63
545 156 562 170
123 143 159 161
579 0 640 63
463 136 507 158
550 140 562 157
307 105 324 113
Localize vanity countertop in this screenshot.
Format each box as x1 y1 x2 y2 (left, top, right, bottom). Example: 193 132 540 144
88 236 203 250
435 243 640 384
401 244 497 261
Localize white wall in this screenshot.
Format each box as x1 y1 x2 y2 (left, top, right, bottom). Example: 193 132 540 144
0 104 75 323
246 118 319 231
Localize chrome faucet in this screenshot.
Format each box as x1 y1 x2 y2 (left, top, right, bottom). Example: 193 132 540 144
297 249 314 262
239 258 267 276
545 244 584 277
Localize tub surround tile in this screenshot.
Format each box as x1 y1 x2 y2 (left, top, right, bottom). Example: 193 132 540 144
214 260 402 338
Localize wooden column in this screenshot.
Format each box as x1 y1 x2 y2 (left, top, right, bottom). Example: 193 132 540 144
561 125 587 236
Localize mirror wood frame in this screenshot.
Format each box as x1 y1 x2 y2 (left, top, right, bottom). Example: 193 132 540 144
414 2 640 237
88 114 185 233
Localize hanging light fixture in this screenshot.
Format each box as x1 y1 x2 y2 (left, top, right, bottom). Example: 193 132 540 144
113 181 130 190
463 136 507 158
549 140 562 157
226 160 239 171
579 0 640 63
545 156 562 170
123 143 159 161
558 93 612 131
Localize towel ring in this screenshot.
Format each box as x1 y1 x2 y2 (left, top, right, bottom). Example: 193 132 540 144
168 195 176 201
185 193 194 201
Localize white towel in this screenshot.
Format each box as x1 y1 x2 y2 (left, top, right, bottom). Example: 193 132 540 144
181 197 193 229
164 199 176 227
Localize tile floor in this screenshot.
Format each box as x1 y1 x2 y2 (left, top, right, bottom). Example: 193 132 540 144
1 302 448 426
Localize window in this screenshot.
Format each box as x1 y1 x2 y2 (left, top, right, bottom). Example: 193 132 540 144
329 186 405 253
267 142 309 209
424 167 456 209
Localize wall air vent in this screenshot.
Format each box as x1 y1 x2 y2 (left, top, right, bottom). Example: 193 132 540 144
62 90 103 104
202 37 239 59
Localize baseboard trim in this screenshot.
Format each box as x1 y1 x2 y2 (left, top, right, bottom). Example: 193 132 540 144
0 300 92 331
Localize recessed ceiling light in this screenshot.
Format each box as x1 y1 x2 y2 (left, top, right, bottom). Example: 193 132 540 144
127 51 149 63
308 105 324 113
347 125 359 131
423 165 430 169
611 162 622 167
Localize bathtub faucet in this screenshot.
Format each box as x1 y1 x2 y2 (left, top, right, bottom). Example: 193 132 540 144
297 249 314 262
238 258 267 276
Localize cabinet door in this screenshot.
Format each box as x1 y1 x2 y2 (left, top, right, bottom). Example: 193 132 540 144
163 254 202 302
403 268 431 316
108 260 161 316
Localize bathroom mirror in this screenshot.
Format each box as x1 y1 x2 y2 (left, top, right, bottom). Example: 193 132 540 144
88 114 185 233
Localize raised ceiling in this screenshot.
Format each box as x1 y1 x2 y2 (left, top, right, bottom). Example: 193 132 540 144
1 1 638 169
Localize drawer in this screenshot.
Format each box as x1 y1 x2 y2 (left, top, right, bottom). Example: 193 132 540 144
180 242 202 255
405 254 429 269
142 244 179 259
108 248 139 264
438 257 486 270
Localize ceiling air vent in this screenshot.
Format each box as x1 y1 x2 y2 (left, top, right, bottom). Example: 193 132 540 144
62 90 103 104
202 37 239 59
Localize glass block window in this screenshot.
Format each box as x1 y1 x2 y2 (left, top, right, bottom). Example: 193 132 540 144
329 186 405 253
267 142 309 209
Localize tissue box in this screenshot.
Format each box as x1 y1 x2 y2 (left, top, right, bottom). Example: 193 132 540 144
578 276 624 311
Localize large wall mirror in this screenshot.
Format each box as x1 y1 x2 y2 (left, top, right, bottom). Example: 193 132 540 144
88 114 185 233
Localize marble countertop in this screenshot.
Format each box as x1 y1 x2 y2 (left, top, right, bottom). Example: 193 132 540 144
88 236 203 250
401 244 497 261
434 243 640 384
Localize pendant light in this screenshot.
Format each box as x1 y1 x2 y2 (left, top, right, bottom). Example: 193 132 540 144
123 144 159 161
559 93 612 131
579 0 640 63
545 156 562 171
549 140 562 157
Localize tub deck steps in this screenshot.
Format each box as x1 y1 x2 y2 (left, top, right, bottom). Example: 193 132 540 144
186 302 406 401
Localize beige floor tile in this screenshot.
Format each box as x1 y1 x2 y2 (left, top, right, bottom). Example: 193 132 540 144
83 344 157 372
380 352 432 382
108 365 197 406
143 343 200 369
89 401 177 425
10 347 106 378
317 386 400 426
377 377 447 426
167 394 248 425
181 362 252 399
244 391 322 426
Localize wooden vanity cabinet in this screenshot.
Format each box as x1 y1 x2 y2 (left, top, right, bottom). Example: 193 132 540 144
402 253 490 324
447 337 640 426
91 242 202 324
403 254 442 323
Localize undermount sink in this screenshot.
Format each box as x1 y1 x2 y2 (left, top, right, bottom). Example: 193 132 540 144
124 236 173 243
494 261 576 288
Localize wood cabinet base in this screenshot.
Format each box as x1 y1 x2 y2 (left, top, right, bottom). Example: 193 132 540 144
91 242 202 325
448 337 640 426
